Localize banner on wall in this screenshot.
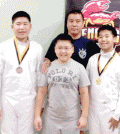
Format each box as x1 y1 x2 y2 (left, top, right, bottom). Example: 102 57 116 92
66 0 120 45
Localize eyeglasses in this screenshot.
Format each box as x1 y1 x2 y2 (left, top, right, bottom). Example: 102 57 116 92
55 46 73 51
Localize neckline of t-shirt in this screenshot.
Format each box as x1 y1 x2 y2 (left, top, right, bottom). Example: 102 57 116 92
54 58 72 66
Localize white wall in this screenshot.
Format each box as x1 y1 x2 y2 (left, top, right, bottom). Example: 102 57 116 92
0 0 65 133
0 0 65 53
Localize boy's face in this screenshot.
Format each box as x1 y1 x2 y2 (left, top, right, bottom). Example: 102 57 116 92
11 17 31 42
55 40 74 64
98 30 116 53
67 13 84 37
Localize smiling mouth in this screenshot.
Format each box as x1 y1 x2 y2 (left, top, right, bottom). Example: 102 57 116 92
60 55 67 58
19 31 26 33
72 28 77 30
101 44 108 46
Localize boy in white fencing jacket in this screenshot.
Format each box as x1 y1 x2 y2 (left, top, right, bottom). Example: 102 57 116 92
0 11 44 134
87 25 120 134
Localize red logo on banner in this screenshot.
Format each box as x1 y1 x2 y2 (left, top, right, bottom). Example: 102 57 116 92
82 0 120 44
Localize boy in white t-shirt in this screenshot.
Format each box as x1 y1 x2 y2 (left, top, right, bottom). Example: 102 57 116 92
86 25 120 134
34 34 90 134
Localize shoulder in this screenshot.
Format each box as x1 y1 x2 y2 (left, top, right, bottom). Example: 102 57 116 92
75 36 96 47
30 41 43 52
80 36 98 46
86 53 99 70
80 36 89 41
2 38 14 45
89 53 100 62
111 53 120 73
71 59 85 69
47 60 57 72
30 41 42 48
80 36 92 43
51 60 56 65
115 53 120 63
0 38 14 49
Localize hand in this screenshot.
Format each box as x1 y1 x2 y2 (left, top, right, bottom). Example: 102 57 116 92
109 117 119 131
41 58 51 74
77 116 87 129
34 116 42 131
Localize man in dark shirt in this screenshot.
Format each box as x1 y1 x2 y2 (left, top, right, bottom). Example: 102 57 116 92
43 10 100 71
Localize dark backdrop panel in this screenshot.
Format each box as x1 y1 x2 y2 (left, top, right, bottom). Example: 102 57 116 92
65 0 120 45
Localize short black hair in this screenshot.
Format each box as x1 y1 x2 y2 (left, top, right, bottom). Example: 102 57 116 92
98 25 117 37
66 10 84 21
54 33 74 47
12 11 31 23
64 9 84 34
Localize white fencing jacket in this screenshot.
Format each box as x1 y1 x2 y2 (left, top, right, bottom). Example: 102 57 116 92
0 38 44 108
86 50 120 121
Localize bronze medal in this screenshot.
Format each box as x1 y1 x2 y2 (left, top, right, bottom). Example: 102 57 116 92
16 67 23 74
14 35 29 74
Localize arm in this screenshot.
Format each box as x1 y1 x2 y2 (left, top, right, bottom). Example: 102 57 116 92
86 60 90 78
36 46 44 85
41 58 51 74
41 39 57 74
36 52 48 131
77 86 89 129
108 70 120 131
86 58 91 80
107 65 120 131
112 85 120 122
34 86 47 131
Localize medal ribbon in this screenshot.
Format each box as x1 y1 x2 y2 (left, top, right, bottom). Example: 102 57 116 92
98 51 117 76
14 36 29 64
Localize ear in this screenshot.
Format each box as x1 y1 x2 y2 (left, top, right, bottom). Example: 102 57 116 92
11 24 15 33
81 20 84 29
11 24 13 30
30 24 32 30
54 46 56 54
113 36 117 43
72 46 74 54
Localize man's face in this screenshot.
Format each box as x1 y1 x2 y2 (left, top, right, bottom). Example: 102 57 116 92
11 17 31 41
67 13 84 36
